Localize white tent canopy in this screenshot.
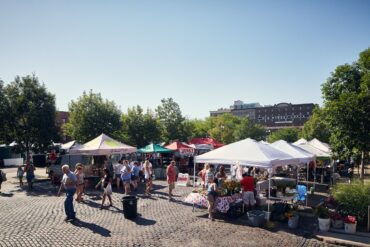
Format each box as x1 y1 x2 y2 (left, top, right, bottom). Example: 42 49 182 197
195 138 299 168
70 134 137 155
293 142 331 158
271 140 315 164
293 138 308 145
61 140 81 150
308 138 331 154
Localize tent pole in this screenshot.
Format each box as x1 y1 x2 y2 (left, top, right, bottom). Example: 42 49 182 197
268 172 271 222
306 162 309 206
193 158 196 188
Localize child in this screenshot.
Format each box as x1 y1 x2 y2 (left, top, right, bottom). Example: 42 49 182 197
17 166 24 187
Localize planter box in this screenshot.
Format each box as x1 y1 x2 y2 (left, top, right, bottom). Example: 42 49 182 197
344 222 356 234
318 218 330 232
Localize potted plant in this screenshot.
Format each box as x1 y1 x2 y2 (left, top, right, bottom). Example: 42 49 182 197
330 211 343 229
285 210 299 229
344 215 357 234
315 206 330 231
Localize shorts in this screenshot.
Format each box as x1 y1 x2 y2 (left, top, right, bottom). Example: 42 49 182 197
207 194 215 202
122 179 131 185
131 175 138 180
168 182 175 190
242 191 255 206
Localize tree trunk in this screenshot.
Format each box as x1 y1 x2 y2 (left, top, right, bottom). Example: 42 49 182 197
360 151 365 181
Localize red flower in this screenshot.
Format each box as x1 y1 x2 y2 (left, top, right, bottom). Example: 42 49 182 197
344 215 356 224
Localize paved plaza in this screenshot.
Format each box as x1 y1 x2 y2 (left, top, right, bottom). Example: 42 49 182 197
0 167 339 247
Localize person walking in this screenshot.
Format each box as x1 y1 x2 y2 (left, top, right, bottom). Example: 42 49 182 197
96 168 113 209
198 163 209 189
74 164 85 203
143 159 153 196
207 178 218 221
113 159 123 190
131 162 140 191
240 172 255 211
166 161 177 201
120 160 131 195
24 160 35 191
17 166 24 187
216 165 227 188
58 165 77 222
205 164 215 188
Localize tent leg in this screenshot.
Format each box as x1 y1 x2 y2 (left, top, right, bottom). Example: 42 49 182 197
193 161 196 212
306 162 309 207
268 173 271 222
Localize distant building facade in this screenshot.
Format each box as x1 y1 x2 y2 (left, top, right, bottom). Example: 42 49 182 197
210 101 316 130
56 111 70 142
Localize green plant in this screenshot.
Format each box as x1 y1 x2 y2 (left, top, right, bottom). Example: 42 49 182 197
315 206 330 219
331 181 370 225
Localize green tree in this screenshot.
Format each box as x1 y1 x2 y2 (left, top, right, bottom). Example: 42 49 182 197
208 113 241 144
0 80 11 143
267 128 302 143
121 106 161 147
184 118 213 138
321 47 370 179
233 117 266 141
5 75 58 157
156 98 188 142
64 90 122 143
301 107 331 143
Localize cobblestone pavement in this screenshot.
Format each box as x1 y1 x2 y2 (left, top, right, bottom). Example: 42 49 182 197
0 167 339 247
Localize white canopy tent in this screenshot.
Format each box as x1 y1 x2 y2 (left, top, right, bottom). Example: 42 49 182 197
61 140 81 151
308 138 331 154
271 140 315 164
193 138 301 218
293 138 308 146
70 134 137 155
293 142 331 158
195 138 300 168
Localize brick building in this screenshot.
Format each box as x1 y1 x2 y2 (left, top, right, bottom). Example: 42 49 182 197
210 101 316 130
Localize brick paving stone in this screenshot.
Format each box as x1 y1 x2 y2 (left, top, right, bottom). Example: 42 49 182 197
0 171 340 247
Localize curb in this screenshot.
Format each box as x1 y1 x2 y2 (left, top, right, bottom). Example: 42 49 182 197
315 235 370 247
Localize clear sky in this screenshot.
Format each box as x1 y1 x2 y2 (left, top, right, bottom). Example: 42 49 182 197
0 0 369 119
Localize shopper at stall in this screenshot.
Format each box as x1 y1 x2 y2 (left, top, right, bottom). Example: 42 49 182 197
113 159 124 189
96 168 113 209
240 172 255 211
207 177 218 221
205 164 215 187
24 160 35 191
143 159 153 196
198 163 209 189
74 164 85 203
216 165 227 188
131 161 141 190
120 160 131 195
166 161 177 201
58 165 77 222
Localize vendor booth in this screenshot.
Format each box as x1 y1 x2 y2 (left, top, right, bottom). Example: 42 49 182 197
186 138 301 218
138 143 173 179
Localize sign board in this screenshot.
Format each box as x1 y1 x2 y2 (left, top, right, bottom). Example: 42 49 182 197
177 173 190 186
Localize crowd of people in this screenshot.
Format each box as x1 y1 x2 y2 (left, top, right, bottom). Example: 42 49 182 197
56 158 178 222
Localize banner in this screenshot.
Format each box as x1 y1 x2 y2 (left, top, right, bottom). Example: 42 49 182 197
177 173 190 186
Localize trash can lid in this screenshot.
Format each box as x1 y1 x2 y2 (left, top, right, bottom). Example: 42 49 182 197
122 195 137 200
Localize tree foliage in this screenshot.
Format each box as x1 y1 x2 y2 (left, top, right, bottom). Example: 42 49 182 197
4 75 58 155
0 80 11 143
321 47 370 174
156 98 188 142
233 117 266 141
64 90 122 143
267 128 301 143
301 107 331 143
121 106 161 147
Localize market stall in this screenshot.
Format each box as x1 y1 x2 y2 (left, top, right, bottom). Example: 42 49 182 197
190 138 300 217
138 143 173 179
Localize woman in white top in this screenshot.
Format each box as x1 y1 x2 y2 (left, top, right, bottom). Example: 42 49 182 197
74 163 85 203
143 160 153 196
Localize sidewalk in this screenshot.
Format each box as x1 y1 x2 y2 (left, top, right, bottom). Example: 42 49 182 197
316 229 370 247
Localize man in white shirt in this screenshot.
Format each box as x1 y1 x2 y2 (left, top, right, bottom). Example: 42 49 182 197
113 159 124 189
58 165 77 222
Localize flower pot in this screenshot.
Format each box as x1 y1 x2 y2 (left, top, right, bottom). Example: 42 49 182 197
288 215 299 229
331 219 344 229
344 222 356 234
318 218 330 232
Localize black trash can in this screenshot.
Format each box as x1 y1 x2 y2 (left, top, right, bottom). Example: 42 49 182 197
122 195 138 219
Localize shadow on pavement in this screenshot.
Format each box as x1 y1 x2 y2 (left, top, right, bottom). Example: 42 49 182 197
71 219 111 237
129 214 156 226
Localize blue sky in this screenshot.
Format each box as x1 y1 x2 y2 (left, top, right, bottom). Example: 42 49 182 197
0 0 369 119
